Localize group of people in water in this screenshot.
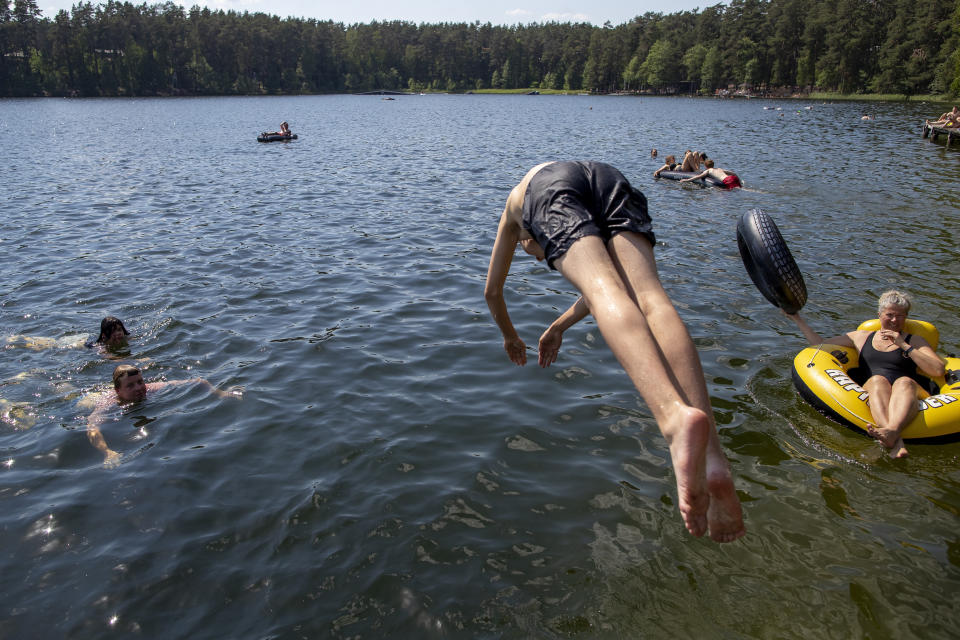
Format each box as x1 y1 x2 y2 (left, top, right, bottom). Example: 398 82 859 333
6 316 238 467
486 160 946 542
652 149 742 188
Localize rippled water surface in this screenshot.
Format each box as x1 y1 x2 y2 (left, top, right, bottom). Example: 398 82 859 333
2 94 960 638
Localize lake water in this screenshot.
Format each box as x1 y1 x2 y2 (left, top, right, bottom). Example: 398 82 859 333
1 94 959 638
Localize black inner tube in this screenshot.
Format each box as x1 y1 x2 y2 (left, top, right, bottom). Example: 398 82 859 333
656 170 726 187
736 208 807 314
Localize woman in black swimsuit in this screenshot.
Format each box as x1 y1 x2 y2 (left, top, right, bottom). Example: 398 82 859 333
787 291 945 458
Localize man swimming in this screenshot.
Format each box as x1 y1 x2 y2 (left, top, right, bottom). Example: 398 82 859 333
484 161 745 542
86 364 239 467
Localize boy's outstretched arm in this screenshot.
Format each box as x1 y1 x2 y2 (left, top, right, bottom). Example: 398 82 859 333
680 170 708 183
485 207 525 365
538 297 590 367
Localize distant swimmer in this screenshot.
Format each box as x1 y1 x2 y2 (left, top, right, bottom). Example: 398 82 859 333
653 154 679 177
485 161 745 542
679 159 742 189
86 364 241 467
6 315 129 352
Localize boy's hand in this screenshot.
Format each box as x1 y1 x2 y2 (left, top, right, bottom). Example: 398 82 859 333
538 327 562 368
504 336 527 366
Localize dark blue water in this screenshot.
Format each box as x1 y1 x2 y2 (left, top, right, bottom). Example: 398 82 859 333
2 94 959 638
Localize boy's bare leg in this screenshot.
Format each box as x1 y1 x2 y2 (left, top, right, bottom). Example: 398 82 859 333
608 232 745 542
555 236 716 538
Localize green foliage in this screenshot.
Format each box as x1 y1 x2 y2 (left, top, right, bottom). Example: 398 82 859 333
682 43 708 83
641 39 676 89
0 0 956 97
947 0 960 96
622 54 641 90
701 46 722 92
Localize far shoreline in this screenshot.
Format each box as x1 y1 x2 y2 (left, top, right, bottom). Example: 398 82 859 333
11 90 955 104
464 89 954 103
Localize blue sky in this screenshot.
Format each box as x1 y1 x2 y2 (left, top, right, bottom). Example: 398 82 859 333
37 0 713 25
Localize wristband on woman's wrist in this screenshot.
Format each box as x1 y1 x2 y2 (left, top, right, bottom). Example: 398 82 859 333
903 345 915 356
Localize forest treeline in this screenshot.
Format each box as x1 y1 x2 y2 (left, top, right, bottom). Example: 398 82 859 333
2 0 959 98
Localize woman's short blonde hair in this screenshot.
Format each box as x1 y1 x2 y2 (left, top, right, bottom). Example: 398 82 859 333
877 290 912 315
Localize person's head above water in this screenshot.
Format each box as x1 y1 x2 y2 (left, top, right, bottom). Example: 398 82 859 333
112 364 146 402
96 316 130 346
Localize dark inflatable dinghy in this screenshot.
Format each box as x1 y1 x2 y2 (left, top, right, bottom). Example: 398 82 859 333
257 133 298 142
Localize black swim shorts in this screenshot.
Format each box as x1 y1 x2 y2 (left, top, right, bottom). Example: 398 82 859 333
521 161 655 269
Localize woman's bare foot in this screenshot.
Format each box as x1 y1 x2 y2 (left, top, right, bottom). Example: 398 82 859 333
666 407 712 538
865 423 899 448
865 424 909 459
888 437 909 459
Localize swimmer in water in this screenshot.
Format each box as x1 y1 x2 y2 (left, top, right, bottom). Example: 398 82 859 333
86 364 241 467
485 161 745 543
6 316 130 351
88 316 131 349
653 154 679 177
679 159 742 189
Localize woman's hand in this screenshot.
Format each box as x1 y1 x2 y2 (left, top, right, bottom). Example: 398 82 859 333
504 336 527 366
878 329 904 348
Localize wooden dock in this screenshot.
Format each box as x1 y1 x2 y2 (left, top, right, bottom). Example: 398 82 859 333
922 121 960 147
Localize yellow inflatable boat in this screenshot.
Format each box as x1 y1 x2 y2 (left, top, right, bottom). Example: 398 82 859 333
792 319 960 442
